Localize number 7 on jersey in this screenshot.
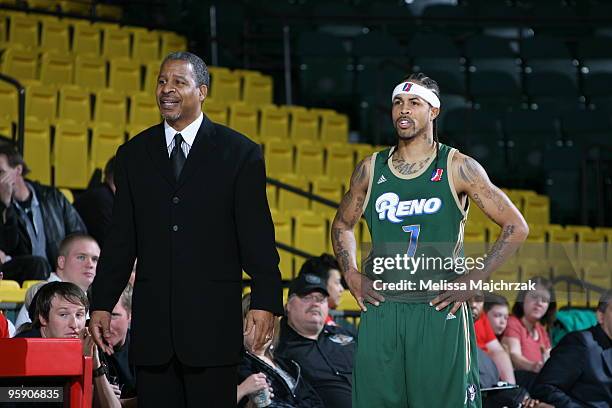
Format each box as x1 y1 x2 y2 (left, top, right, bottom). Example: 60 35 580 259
402 225 421 257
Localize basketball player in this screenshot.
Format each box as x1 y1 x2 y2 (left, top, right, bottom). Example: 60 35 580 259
331 73 529 407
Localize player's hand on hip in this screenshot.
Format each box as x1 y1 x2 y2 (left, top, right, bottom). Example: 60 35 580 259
430 275 479 315
244 309 275 351
345 270 385 312
89 311 114 355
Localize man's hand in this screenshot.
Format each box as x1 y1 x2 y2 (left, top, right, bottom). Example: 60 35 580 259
345 270 385 312
89 311 114 355
0 170 15 207
430 274 481 316
0 250 7 264
243 309 274 352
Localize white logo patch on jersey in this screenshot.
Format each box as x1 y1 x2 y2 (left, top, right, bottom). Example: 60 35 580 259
377 175 387 184
375 192 442 223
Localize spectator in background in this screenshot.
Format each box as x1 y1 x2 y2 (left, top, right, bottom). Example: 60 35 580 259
470 291 516 384
298 254 355 333
531 290 612 407
238 293 324 407
74 157 115 248
15 233 99 329
0 144 86 267
277 273 355 408
485 293 510 339
503 277 556 390
99 284 136 400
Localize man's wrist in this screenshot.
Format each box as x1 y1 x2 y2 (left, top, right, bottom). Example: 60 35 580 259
93 362 108 378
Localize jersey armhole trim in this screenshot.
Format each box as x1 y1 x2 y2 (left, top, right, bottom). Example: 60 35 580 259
447 148 468 217
362 152 377 214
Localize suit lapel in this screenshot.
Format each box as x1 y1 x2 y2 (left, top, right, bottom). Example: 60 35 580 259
176 115 218 189
145 123 175 187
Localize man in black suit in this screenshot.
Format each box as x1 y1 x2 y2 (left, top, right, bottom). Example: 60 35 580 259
532 290 612 407
74 156 115 248
89 52 283 407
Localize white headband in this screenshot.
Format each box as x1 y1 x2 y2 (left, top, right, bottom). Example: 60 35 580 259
391 82 441 108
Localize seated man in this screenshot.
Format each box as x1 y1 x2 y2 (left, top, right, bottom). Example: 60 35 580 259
531 290 612 407
470 292 516 384
0 144 86 267
15 281 134 408
276 273 355 408
15 233 99 329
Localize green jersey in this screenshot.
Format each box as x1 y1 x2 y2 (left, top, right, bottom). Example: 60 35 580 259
362 143 469 302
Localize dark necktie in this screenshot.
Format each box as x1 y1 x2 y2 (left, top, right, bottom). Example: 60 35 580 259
171 133 186 180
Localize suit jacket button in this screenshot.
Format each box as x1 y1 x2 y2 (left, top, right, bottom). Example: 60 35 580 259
172 196 180 204
172 225 179 232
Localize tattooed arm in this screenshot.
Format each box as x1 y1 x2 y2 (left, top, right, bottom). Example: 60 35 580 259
331 156 384 311
431 153 528 314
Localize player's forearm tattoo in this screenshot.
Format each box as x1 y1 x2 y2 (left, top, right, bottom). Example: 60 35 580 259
459 157 506 215
392 155 431 176
484 224 516 270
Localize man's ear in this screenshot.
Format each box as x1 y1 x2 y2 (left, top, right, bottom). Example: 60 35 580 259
15 164 23 176
57 256 65 270
431 107 440 121
199 84 208 102
39 313 48 327
596 310 603 325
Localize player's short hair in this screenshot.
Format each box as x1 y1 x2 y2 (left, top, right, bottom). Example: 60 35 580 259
30 281 89 328
598 289 612 313
161 52 210 87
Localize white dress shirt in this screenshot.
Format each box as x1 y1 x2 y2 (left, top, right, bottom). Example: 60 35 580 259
164 112 204 158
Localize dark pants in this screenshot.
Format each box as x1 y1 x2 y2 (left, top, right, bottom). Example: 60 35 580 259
136 355 237 408
1 255 51 285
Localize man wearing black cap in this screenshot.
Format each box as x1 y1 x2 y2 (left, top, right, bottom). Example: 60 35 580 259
276 273 356 408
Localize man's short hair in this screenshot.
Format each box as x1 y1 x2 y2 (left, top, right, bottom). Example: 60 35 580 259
484 292 510 312
57 233 98 268
30 281 89 328
598 289 612 313
161 52 210 87
0 143 30 176
119 284 132 313
298 253 340 282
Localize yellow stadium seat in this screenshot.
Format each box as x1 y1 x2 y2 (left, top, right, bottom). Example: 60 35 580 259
242 74 273 106
207 66 231 79
74 55 106 91
143 61 162 95
264 139 293 176
583 264 611 289
295 142 324 177
28 0 56 11
295 212 327 257
102 27 130 59
40 19 69 53
133 30 160 63
8 15 38 48
59 187 73 203
72 22 100 56
127 124 149 139
23 117 51 184
463 222 487 259
565 225 593 238
548 227 577 260
202 99 228 125
325 143 353 183
523 194 550 225
0 116 12 139
353 143 377 164
160 31 187 56
337 290 359 311
60 0 91 15
94 90 127 125
320 113 348 143
91 123 124 172
266 183 277 209
270 209 294 280
290 110 318 142
490 261 519 282
520 259 551 281
311 177 342 213
210 71 241 104
58 86 90 124
228 103 258 139
550 259 580 279
310 108 336 120
129 92 160 127
466 202 490 229
109 58 141 94
278 175 309 213
259 106 288 140
95 4 122 20
26 83 57 122
40 52 73 87
518 224 546 261
1 47 38 81
0 279 19 289
0 82 18 119
278 105 307 116
22 279 44 289
53 120 89 188
0 14 5 44
577 230 606 265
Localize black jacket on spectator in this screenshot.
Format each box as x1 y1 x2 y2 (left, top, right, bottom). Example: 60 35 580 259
99 329 136 399
531 324 612 408
238 350 325 408
276 318 354 408
74 183 114 248
0 181 86 265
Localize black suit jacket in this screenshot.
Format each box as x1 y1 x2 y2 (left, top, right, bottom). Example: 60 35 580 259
532 324 612 408
91 116 283 367
74 183 114 248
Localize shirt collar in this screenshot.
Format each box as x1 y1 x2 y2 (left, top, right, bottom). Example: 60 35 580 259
164 112 204 149
13 182 39 210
